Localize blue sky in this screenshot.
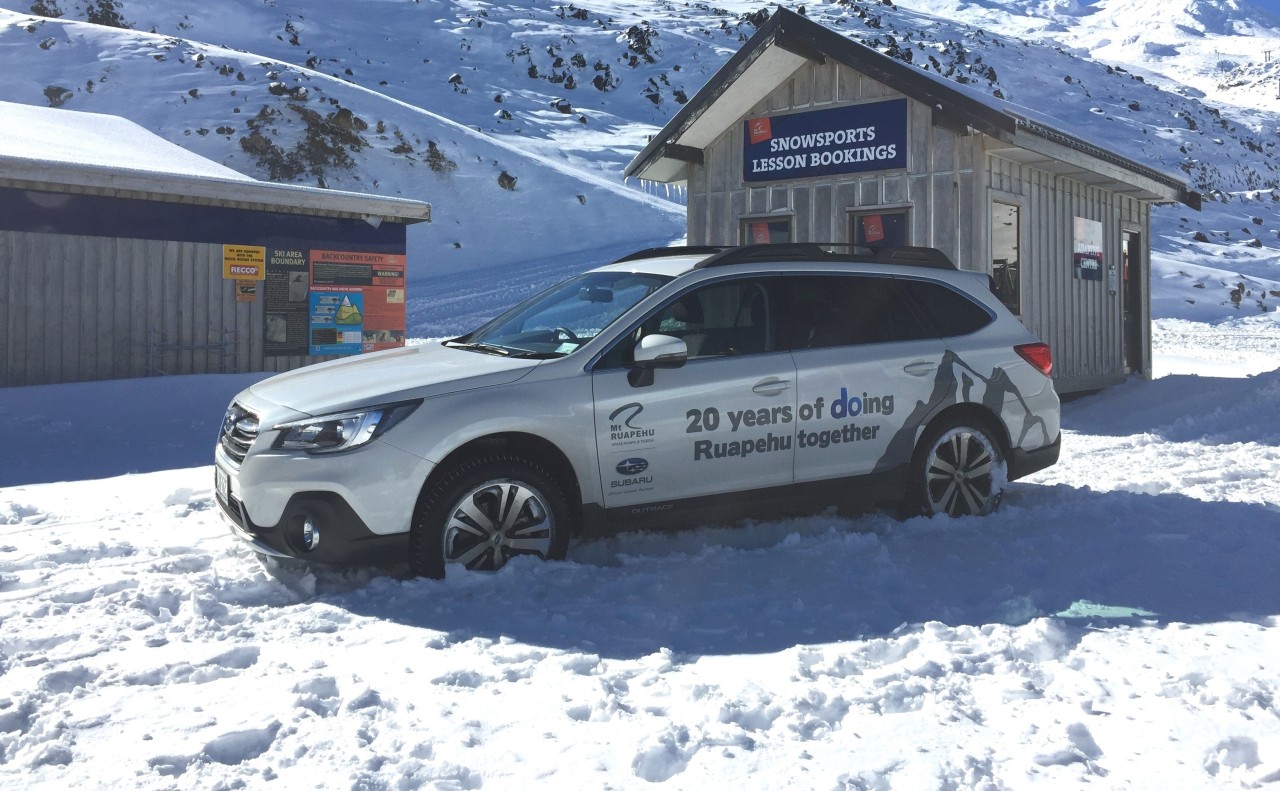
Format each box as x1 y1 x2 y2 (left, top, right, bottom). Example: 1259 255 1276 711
1253 0 1280 18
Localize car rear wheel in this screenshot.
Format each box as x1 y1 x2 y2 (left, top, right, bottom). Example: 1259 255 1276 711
410 455 570 579
910 422 1007 517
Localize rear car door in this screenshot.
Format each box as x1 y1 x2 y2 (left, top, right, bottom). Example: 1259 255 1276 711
786 273 952 487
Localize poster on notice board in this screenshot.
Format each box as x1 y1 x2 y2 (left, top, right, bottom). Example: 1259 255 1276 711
259 247 407 357
1073 217 1104 282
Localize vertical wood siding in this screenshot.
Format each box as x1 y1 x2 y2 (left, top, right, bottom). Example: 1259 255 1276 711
685 58 1150 393
985 154 1150 392
1 230 338 386
690 61 978 272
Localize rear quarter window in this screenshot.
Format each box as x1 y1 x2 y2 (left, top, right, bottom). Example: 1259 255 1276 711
896 278 993 338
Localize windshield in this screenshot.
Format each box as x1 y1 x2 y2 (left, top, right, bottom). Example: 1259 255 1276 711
449 271 673 358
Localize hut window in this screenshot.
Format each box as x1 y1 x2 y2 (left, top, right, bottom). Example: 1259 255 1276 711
741 218 792 245
991 202 1021 315
850 210 909 248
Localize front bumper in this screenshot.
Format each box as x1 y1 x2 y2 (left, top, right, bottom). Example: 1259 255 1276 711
214 419 434 564
216 485 409 565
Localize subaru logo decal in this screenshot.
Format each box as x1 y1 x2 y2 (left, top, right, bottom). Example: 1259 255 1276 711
616 458 648 476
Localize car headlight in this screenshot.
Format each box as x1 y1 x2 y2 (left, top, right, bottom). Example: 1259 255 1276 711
271 401 421 454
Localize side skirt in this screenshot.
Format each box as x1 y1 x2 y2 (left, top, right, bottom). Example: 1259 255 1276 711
580 465 909 538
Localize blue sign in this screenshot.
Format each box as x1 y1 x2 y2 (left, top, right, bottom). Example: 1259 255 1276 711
1074 253 1103 282
743 99 908 183
309 291 364 356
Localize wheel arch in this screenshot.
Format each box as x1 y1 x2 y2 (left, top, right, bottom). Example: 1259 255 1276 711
912 402 1011 468
903 402 1011 517
419 432 585 535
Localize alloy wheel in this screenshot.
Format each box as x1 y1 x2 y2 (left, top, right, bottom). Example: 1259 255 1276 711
442 480 555 570
923 428 1004 516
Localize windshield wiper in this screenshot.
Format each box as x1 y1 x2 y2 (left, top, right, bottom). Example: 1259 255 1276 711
443 340 512 356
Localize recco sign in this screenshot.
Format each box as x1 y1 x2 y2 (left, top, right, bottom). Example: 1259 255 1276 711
222 245 267 280
742 99 908 183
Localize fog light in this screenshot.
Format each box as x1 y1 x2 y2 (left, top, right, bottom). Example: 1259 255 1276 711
301 517 320 551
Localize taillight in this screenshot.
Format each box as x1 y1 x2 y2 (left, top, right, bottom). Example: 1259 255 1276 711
1015 342 1053 376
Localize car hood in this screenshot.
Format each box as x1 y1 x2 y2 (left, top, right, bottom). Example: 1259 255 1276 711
247 342 541 415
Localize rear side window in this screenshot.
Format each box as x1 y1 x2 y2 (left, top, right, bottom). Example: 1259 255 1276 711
896 278 993 338
784 275 933 350
784 275 993 349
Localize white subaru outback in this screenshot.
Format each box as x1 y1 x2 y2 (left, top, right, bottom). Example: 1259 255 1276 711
215 244 1060 578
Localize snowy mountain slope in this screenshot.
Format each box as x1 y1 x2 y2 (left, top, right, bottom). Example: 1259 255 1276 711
1 0 775 187
2 0 1280 317
0 9 684 276
897 0 1280 113
23 0 1277 194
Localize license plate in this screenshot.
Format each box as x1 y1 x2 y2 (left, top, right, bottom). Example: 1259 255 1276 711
215 467 230 502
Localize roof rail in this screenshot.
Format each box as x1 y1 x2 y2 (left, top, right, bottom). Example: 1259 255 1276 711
692 243 958 270
612 245 729 264
874 246 959 269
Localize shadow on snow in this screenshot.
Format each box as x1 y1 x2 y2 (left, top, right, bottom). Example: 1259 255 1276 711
1062 368 1280 446
310 483 1280 660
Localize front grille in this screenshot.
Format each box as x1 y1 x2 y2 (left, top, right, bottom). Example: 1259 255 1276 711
219 403 260 464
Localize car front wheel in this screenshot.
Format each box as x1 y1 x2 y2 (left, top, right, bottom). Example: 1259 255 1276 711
410 455 570 579
910 422 1008 517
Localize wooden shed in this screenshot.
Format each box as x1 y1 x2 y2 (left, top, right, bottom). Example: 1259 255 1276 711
0 101 430 387
625 9 1199 395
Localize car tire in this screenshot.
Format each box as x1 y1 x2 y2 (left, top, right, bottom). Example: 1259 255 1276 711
410 455 571 579
908 420 1008 518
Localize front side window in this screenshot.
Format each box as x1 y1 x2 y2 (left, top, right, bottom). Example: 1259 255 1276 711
598 277 779 367
851 210 909 248
456 271 672 358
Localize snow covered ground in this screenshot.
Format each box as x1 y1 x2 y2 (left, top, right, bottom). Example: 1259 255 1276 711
1 313 1277 787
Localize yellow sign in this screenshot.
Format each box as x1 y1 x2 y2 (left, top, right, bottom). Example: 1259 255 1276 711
223 245 266 280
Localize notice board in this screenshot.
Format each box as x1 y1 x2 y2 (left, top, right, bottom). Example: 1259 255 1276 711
256 246 407 358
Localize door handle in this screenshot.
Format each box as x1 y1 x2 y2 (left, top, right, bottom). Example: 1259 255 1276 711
752 378 791 396
903 361 937 377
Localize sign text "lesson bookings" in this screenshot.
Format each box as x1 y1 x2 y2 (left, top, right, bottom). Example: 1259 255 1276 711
742 98 908 183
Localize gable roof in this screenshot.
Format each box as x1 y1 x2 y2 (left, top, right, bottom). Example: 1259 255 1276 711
625 8 1198 209
0 101 431 223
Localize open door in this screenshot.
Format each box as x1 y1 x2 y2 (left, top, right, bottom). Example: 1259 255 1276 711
1122 230 1143 374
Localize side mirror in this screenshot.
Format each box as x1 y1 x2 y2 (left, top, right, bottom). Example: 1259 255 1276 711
633 334 687 369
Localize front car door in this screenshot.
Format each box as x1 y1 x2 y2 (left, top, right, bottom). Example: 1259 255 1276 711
591 275 797 530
